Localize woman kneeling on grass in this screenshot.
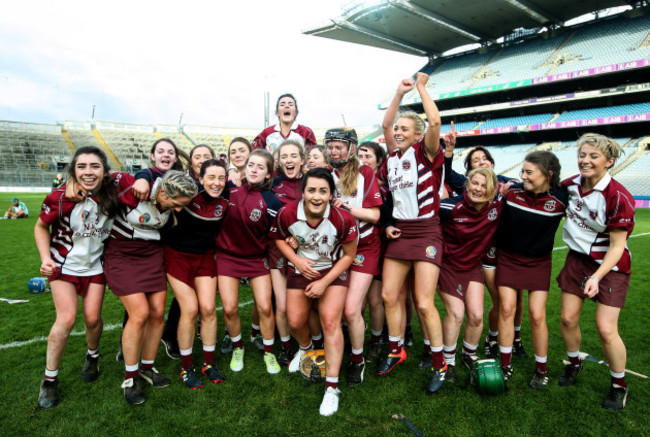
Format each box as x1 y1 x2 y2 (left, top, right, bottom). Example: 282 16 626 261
271 168 358 416
104 170 197 405
557 133 635 410
35 146 120 409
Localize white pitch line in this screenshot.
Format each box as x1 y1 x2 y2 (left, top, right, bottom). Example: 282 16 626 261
0 299 255 351
552 231 650 252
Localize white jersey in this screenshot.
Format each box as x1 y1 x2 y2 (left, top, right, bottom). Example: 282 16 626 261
384 141 444 220
332 165 382 245
562 173 635 273
269 199 358 272
39 189 113 276
110 174 172 241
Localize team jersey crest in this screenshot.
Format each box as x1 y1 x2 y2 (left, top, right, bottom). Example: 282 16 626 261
339 271 347 281
250 208 261 222
589 209 598 220
544 200 556 211
487 208 497 221
214 205 223 218
402 160 411 171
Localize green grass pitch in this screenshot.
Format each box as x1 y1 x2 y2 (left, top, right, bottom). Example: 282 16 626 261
0 192 648 436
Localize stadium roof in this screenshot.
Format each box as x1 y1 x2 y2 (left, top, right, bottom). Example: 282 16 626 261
304 0 634 57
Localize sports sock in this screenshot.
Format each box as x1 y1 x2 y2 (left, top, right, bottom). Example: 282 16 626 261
488 330 498 343
462 341 478 356
281 335 292 349
534 355 547 372
431 345 445 369
87 347 99 358
388 336 401 355
610 370 626 388
371 330 382 345
351 347 364 363
514 326 522 341
125 363 139 380
443 344 457 366
203 344 215 365
263 337 274 354
251 323 260 338
500 346 512 367
180 348 193 370
398 337 404 347
567 350 581 366
325 376 338 390
141 359 154 371
231 334 243 350
312 334 324 349
300 341 313 352
44 368 58 382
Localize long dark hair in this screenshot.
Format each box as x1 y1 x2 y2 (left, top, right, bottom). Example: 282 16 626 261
67 146 120 219
464 146 495 174
524 151 561 189
245 149 274 190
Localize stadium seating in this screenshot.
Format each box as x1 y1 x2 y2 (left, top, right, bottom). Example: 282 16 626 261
554 102 650 122
614 152 650 196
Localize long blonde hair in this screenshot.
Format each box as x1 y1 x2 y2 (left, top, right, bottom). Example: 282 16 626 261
337 154 361 197
466 167 497 202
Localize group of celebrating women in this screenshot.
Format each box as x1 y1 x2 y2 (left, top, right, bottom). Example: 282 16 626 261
35 73 636 417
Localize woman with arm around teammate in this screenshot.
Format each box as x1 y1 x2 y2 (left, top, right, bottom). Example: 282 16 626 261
35 146 120 409
496 150 567 388
104 170 197 405
556 133 635 410
216 149 283 375
437 168 503 380
325 128 382 386
162 159 229 389
271 168 358 416
377 72 448 394
443 136 527 359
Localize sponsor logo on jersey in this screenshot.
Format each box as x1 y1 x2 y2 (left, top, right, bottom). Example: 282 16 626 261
589 209 598 220
139 213 151 223
354 254 365 265
250 208 261 222
81 210 90 222
425 246 437 259
544 200 556 211
402 160 411 171
214 205 223 218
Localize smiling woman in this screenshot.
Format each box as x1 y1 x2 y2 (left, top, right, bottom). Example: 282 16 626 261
34 146 120 409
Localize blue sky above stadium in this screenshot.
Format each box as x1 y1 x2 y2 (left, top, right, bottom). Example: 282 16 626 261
0 1 425 129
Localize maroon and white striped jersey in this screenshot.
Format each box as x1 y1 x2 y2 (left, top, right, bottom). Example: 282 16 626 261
332 165 382 246
562 173 635 274
270 200 358 273
110 173 171 241
380 140 444 220
39 187 113 275
252 122 317 153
